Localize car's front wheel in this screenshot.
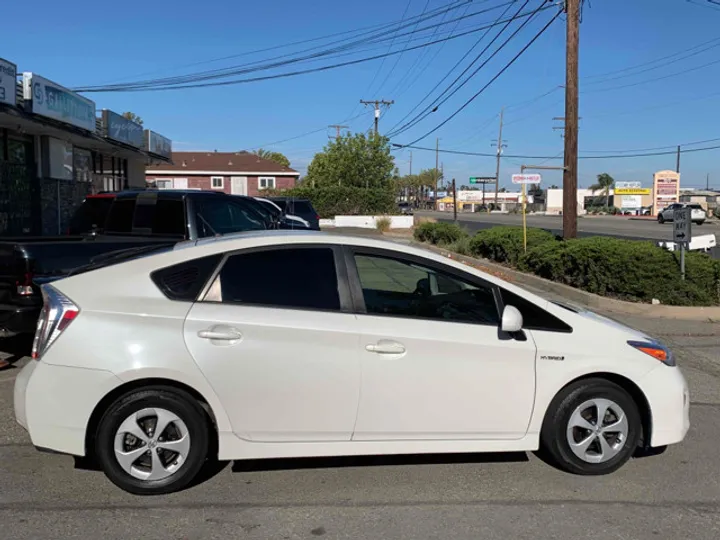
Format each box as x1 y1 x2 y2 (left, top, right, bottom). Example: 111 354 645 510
693 220 704 226
95 387 210 495
658 214 665 224
540 378 642 475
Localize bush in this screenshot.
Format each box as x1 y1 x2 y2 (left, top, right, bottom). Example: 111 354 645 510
413 221 467 246
274 186 396 218
468 226 556 266
375 216 391 232
519 236 720 306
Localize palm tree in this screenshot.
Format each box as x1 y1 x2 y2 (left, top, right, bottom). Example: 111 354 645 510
589 173 615 208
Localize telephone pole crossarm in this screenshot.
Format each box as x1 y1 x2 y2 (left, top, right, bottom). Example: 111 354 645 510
360 99 395 135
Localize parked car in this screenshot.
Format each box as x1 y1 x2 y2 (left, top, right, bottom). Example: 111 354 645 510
251 197 311 229
14 231 688 495
397 201 413 215
0 190 268 338
657 203 706 225
268 197 321 230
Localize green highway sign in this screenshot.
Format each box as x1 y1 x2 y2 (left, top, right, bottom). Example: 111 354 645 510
469 176 496 184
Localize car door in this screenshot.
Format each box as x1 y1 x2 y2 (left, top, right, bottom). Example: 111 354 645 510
346 247 537 441
183 244 362 442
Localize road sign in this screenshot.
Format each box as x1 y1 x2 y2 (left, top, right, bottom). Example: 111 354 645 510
469 176 495 184
512 173 542 184
673 207 692 244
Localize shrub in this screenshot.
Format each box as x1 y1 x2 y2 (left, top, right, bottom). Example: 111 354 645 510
413 221 467 246
375 216 392 232
468 226 556 266
447 235 472 256
519 236 720 306
273 186 396 218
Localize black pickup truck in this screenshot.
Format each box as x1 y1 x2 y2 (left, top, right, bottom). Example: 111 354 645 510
0 189 269 337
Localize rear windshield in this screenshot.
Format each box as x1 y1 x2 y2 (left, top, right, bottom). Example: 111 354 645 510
687 204 703 209
68 197 114 234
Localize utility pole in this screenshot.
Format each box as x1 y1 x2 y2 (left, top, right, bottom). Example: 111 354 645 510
707 173 710 190
676 145 681 173
409 151 412 175
562 0 580 239
328 124 348 140
492 108 506 205
360 99 394 135
435 137 440 210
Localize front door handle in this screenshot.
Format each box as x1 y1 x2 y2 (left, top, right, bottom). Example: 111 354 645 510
198 328 242 341
365 341 406 355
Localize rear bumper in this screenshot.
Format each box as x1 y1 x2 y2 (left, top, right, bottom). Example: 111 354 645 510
14 359 123 456
0 303 40 337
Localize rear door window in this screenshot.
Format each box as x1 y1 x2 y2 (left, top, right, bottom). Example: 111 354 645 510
153 199 187 236
289 200 316 220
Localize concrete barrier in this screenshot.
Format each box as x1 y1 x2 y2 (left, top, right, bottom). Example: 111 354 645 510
323 215 414 229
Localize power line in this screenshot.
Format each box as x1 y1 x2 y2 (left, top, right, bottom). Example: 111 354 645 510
387 0 542 138
385 0 520 135
392 141 720 159
75 11 541 93
74 1 503 92
398 8 561 146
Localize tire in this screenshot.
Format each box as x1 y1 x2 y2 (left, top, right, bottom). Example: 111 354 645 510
95 387 210 495
694 220 704 226
540 378 642 475
658 214 665 224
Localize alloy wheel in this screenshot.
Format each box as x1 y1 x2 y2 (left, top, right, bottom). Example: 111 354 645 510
565 398 629 464
113 407 191 481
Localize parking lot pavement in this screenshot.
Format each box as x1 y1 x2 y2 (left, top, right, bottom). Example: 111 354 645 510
1 316 718 540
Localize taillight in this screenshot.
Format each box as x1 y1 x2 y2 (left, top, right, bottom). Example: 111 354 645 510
16 272 34 296
31 285 80 360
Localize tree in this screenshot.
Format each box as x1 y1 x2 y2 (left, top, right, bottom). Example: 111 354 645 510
121 112 143 125
305 132 395 189
589 173 615 207
253 148 291 168
549 184 559 189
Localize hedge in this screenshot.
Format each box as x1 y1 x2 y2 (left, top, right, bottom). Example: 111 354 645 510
273 186 396 218
412 222 720 306
413 222 467 246
518 236 720 306
468 226 556 266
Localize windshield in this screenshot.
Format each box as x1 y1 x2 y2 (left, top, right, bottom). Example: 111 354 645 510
254 199 282 218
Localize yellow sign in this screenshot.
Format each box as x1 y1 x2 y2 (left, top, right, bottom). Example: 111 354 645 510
615 187 651 195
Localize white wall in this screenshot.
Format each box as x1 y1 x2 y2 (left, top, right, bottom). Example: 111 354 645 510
321 215 414 229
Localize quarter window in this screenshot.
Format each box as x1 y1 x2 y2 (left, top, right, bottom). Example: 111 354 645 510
353 253 499 325
210 248 340 311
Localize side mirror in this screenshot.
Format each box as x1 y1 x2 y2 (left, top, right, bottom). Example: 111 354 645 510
501 305 523 333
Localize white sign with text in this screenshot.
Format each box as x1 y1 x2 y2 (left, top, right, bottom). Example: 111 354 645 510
512 173 542 184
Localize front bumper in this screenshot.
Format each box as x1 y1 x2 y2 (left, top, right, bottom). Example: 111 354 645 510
14 359 123 456
641 364 690 448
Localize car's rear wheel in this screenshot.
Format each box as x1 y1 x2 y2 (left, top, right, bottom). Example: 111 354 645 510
95 387 209 495
540 378 641 475
693 220 704 226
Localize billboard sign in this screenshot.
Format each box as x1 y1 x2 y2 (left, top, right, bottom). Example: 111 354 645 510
144 129 172 159
652 170 680 215
22 73 96 132
0 57 17 106
102 109 144 148
512 173 542 184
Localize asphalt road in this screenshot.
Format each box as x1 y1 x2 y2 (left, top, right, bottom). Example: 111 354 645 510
422 211 719 247
0 315 719 540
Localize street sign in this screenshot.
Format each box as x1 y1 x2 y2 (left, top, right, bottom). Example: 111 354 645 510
512 173 542 184
469 176 495 184
673 207 692 244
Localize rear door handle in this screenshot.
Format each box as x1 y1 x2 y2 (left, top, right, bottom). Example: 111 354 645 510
365 341 406 355
198 328 242 341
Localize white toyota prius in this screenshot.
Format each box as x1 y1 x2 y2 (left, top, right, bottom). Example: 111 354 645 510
14 231 689 495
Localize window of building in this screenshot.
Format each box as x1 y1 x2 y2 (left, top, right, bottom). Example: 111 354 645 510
353 253 499 325
258 176 275 190
209 247 340 311
155 179 173 189
211 176 224 189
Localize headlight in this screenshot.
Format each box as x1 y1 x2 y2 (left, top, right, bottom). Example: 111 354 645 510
627 340 676 367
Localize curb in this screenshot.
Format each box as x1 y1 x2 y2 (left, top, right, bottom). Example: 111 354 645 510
400 239 720 322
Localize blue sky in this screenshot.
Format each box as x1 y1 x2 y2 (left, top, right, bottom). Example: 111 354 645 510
3 0 720 189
